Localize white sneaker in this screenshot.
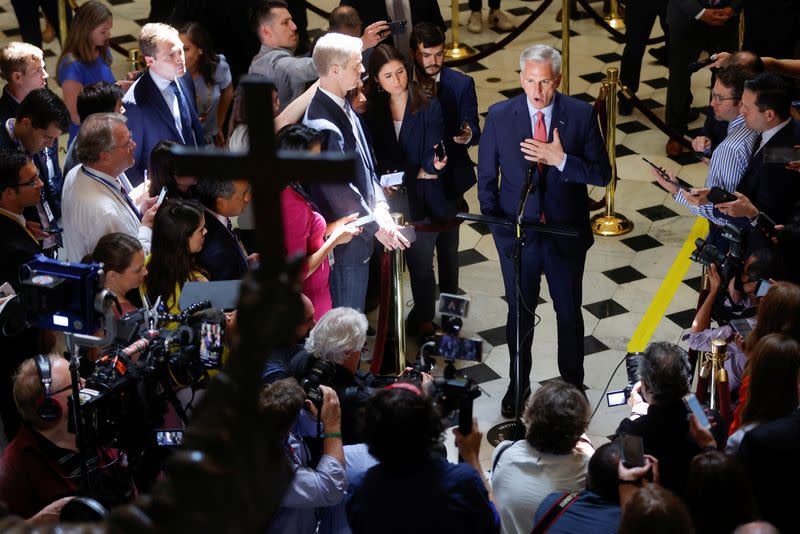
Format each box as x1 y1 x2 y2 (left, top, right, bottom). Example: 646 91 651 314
489 9 515 31
467 11 483 34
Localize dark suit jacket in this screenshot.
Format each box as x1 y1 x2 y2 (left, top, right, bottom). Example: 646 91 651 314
0 87 20 125
477 92 610 253
670 0 743 19
365 96 445 222
340 0 445 34
123 70 206 186
436 67 481 199
0 125 62 222
738 408 800 534
196 211 248 281
303 89 387 265
733 119 800 251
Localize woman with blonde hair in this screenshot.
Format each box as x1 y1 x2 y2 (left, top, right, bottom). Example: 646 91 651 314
56 0 116 144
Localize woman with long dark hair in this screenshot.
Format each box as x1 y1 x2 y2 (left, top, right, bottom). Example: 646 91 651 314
363 43 447 339
56 0 116 144
179 22 233 146
142 198 208 313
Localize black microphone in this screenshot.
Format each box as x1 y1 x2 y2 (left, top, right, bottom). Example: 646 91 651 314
688 56 716 73
516 163 537 225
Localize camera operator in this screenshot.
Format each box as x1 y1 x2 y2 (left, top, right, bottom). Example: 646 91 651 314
258 378 346 534
0 354 134 519
614 342 701 497
346 385 498 534
288 307 371 444
686 248 779 393
491 381 594 534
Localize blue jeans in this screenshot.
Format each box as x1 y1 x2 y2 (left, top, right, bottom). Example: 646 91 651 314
330 261 371 312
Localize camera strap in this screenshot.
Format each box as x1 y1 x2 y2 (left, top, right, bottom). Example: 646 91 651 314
491 440 518 472
530 492 581 534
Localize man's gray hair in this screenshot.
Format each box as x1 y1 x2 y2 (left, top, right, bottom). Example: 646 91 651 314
519 44 562 76
313 32 362 77
75 112 127 165
196 175 237 211
304 307 368 365
638 342 691 404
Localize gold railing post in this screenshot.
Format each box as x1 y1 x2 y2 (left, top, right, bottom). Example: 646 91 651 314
391 213 407 371
128 48 142 73
738 13 745 51
604 0 625 30
58 0 68 48
591 67 634 236
561 0 570 94
444 0 477 59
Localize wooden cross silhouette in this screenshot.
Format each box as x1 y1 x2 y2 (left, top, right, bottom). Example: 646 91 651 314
166 76 354 277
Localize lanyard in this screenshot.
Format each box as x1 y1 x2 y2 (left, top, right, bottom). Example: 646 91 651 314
82 166 141 224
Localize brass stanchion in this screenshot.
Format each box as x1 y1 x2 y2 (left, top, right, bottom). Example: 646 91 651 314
591 67 634 236
604 0 625 30
738 13 745 51
561 0 570 95
128 48 143 73
444 0 477 59
57 0 68 48
391 213 407 371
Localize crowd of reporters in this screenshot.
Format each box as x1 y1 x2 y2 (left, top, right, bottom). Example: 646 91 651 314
0 0 799 530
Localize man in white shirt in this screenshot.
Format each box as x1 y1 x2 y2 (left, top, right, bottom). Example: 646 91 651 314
123 23 206 186
61 113 158 262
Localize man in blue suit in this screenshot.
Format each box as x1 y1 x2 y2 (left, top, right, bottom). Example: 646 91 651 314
303 32 409 312
123 23 206 187
478 44 610 416
408 23 481 335
195 175 254 281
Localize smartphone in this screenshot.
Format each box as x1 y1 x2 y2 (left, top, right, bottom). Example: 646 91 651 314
157 185 168 205
754 279 771 298
754 211 780 241
434 141 446 161
435 334 483 362
730 318 755 338
42 225 63 235
438 293 470 318
386 20 408 34
762 146 798 165
707 186 737 204
606 389 627 407
683 393 711 429
344 213 376 228
642 157 683 189
199 320 224 369
154 429 184 447
619 433 645 468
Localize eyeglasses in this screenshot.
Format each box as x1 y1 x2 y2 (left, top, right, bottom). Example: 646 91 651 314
112 138 135 150
711 92 738 104
14 176 42 188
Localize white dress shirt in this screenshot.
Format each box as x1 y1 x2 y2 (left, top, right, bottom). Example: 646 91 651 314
61 165 152 262
149 70 186 143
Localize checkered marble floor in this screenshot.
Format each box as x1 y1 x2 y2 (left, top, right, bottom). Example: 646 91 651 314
0 0 717 463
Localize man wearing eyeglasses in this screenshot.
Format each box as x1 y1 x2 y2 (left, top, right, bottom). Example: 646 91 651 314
123 23 206 187
0 149 46 444
0 88 70 257
650 64 759 248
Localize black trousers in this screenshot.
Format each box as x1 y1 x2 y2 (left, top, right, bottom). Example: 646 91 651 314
619 0 669 94
405 225 460 327
9 0 71 48
495 234 587 391
469 0 501 11
665 7 738 132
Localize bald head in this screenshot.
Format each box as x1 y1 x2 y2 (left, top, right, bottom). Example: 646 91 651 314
733 522 780 534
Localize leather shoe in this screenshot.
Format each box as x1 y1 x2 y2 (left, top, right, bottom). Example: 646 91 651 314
666 139 684 157
501 385 531 418
467 11 482 33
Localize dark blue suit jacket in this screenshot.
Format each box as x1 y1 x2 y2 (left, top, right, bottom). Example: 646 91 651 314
366 96 446 222
436 67 480 199
0 87 20 125
196 211 248 281
122 70 205 186
0 123 62 222
303 89 387 265
478 92 611 253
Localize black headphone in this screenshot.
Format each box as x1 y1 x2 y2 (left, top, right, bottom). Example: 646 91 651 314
34 354 61 422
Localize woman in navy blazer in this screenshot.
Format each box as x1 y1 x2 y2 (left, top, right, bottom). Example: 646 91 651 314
364 44 448 338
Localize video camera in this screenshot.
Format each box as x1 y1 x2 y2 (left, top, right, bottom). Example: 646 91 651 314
690 223 750 321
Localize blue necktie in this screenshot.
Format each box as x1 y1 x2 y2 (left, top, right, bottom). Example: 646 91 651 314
169 80 197 146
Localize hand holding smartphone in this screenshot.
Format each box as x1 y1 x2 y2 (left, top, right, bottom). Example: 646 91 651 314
620 433 645 468
157 185 168 205
683 393 711 429
642 157 684 191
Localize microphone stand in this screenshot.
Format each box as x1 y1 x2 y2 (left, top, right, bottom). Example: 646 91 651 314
456 166 580 444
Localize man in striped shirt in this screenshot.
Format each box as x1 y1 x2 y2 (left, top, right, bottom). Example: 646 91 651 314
652 64 758 246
